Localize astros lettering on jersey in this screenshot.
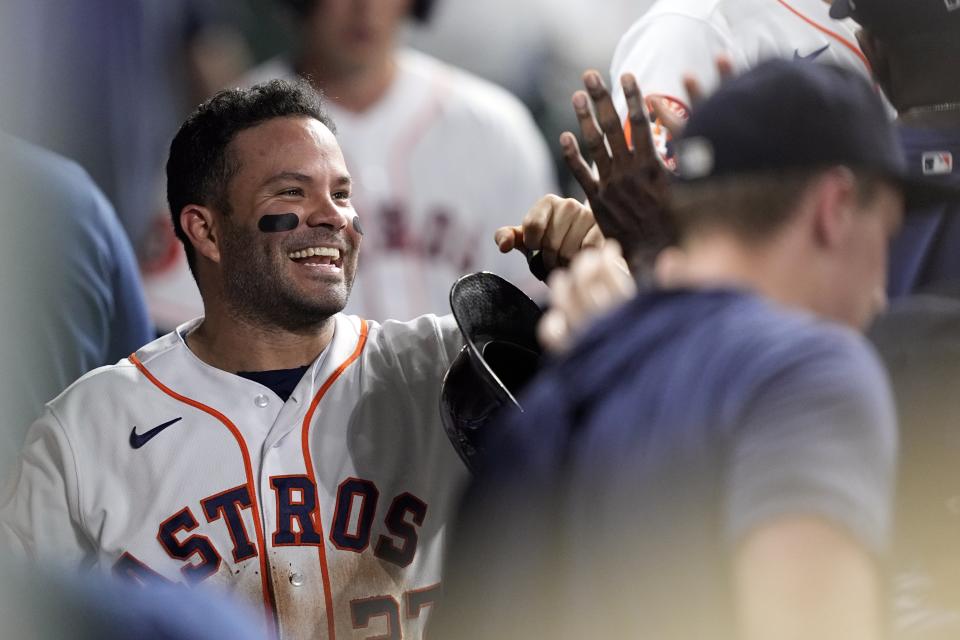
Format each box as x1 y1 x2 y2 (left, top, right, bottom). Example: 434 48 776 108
0 313 468 640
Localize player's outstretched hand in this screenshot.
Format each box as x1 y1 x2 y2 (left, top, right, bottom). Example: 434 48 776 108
494 194 604 273
563 71 674 277
538 241 636 353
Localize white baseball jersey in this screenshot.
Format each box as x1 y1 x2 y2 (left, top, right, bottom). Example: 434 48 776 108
610 0 876 169
0 313 468 640
142 48 555 329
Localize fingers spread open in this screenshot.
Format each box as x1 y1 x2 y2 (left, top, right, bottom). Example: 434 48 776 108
560 132 599 199
686 55 734 107
684 73 707 107
572 90 610 179
715 54 734 83
584 70 629 161
621 74 655 163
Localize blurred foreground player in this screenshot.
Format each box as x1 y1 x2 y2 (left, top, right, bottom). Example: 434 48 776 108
0 79 599 640
0 134 152 477
436 60 960 640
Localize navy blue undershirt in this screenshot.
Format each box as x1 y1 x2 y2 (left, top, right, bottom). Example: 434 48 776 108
237 365 310 402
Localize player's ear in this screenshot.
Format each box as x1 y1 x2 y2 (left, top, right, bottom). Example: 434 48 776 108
180 205 222 264
810 167 857 250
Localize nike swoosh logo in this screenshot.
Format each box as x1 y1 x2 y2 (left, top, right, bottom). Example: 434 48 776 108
129 417 183 449
794 44 830 61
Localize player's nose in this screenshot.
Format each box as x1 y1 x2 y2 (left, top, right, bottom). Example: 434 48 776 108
304 197 350 231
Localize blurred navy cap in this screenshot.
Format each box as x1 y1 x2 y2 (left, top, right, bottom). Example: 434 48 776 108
673 59 960 209
830 0 960 36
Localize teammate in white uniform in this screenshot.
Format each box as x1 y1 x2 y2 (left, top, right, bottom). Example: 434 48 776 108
143 0 556 328
0 79 600 640
609 0 876 170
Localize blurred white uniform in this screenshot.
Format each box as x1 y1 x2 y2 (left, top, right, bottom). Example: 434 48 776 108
142 48 555 328
610 0 875 170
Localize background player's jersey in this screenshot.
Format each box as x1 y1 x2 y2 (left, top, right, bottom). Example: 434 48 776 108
0 313 468 640
610 0 874 169
143 49 555 329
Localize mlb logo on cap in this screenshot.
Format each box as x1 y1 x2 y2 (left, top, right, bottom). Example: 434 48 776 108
923 152 954 175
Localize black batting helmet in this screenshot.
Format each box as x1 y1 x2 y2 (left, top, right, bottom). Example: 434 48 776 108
440 272 544 472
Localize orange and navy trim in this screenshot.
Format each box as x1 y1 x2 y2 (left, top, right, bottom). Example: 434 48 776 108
129 353 278 639
299 319 370 640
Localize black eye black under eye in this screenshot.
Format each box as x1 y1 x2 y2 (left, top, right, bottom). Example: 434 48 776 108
259 213 299 233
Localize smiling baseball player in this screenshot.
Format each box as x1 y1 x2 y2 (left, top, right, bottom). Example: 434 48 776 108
142 0 557 330
0 79 600 640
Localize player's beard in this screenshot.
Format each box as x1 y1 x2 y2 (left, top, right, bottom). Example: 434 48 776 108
218 217 355 333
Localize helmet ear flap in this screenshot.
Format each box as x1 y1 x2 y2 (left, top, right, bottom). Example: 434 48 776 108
440 272 544 472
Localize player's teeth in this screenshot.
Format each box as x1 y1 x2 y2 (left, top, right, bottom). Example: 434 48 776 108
288 247 340 259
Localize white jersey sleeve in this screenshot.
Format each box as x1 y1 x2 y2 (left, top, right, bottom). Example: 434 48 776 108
0 406 93 568
609 3 737 169
610 8 736 116
610 0 876 170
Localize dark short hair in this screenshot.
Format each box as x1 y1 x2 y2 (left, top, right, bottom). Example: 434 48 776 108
669 168 884 242
166 78 334 277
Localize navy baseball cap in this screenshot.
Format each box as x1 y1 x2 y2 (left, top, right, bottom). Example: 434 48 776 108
830 0 960 36
673 59 960 210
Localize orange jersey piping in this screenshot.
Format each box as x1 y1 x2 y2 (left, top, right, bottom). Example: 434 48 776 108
299 319 370 640
129 353 278 639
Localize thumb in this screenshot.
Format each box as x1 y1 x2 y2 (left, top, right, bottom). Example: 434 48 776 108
494 226 524 253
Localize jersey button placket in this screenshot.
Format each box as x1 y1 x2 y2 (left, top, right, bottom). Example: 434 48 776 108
254 394 270 408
